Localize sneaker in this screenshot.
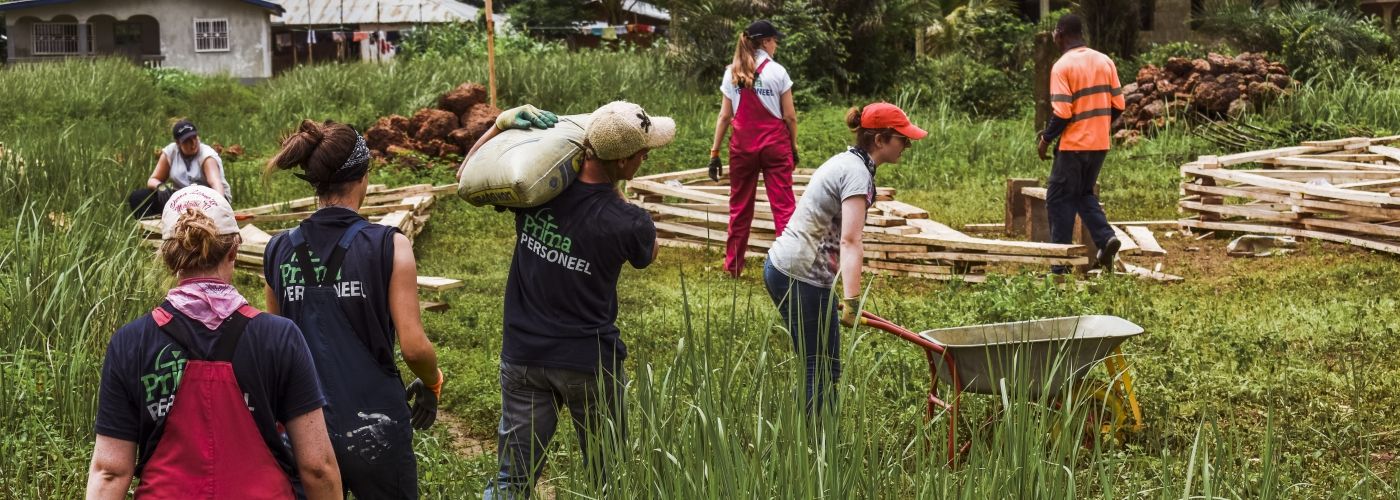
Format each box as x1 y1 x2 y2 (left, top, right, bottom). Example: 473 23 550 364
1097 237 1122 270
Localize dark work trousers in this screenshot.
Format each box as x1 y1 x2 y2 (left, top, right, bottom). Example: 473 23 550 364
128 188 171 219
484 361 626 500
1046 149 1114 251
762 258 841 415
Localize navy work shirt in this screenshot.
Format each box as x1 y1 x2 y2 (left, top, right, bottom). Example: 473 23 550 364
264 208 400 372
503 181 657 374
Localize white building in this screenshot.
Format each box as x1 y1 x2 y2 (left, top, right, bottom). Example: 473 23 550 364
1 0 284 80
270 0 507 70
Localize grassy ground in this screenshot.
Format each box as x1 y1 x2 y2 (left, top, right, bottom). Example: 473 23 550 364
2 56 1399 498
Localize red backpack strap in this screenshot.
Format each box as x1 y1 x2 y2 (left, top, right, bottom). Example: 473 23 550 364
754 58 771 78
152 306 174 327
237 304 260 319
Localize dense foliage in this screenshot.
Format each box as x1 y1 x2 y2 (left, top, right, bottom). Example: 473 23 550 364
1198 3 1395 81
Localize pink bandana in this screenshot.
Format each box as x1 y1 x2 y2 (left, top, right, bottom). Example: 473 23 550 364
165 277 249 330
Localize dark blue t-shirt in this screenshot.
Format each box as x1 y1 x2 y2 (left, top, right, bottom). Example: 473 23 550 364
264 208 400 371
94 311 325 480
503 181 657 374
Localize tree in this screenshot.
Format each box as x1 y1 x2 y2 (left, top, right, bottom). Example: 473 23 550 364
506 0 589 30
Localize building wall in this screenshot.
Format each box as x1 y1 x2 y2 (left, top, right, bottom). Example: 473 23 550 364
1 0 273 78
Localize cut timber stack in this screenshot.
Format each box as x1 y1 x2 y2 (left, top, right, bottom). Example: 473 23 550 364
137 183 463 295
625 168 1089 282
1179 136 1400 255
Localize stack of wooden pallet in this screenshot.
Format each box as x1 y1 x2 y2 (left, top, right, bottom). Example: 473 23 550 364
137 183 463 297
625 168 1088 282
1179 136 1400 255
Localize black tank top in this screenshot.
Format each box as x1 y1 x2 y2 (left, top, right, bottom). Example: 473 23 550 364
264 208 400 372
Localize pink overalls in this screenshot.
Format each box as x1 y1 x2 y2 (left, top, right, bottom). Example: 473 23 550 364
726 58 796 277
135 304 295 499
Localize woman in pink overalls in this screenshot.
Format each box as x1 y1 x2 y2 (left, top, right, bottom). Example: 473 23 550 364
709 19 799 277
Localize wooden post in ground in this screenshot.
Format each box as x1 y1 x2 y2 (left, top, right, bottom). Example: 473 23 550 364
485 0 498 108
1033 32 1057 134
1005 178 1039 236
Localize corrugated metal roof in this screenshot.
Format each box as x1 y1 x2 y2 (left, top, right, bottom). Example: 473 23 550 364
273 0 479 25
0 0 285 14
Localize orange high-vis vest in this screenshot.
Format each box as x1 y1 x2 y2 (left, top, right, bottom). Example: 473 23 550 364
1049 46 1125 151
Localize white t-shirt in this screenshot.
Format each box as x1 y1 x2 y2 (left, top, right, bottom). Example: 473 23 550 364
719 49 793 120
767 148 875 287
162 142 231 202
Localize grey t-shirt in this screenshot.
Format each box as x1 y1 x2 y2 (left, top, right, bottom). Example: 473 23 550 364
767 148 875 287
161 142 231 202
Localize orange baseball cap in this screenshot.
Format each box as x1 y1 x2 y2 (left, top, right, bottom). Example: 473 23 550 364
860 102 928 140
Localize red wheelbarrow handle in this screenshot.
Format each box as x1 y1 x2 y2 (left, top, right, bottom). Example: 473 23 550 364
849 310 965 465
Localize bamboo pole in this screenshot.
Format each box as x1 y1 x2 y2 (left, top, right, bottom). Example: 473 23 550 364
485 0 498 108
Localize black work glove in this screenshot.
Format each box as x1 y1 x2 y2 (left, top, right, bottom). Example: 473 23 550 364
792 148 799 167
405 376 439 430
707 156 723 182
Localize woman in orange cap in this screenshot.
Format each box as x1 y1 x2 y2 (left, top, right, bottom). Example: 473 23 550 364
762 102 926 414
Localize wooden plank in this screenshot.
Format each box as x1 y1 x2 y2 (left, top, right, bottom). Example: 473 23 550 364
1301 137 1368 148
1216 145 1326 166
885 251 1089 266
656 237 766 259
867 215 907 227
1111 225 1140 254
654 221 772 248
1336 178 1400 191
1366 145 1400 165
1120 261 1183 282
1181 166 1400 206
1183 182 1400 220
670 203 775 220
417 276 463 291
1297 153 1390 162
907 219 969 240
868 267 988 283
1124 226 1167 256
1180 200 1299 222
1299 217 1400 239
1108 220 1181 227
633 167 715 184
866 231 1086 257
633 201 771 231
874 200 930 219
963 223 1006 233
627 180 733 205
1233 169 1400 182
1021 187 1048 200
1262 156 1400 172
420 301 450 313
866 225 920 235
864 260 953 274
1179 219 1400 255
864 242 933 253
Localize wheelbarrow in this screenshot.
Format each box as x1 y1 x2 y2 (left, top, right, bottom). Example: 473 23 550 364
857 312 1146 463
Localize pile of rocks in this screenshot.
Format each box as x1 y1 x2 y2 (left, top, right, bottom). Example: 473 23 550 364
366 82 501 161
1116 52 1293 139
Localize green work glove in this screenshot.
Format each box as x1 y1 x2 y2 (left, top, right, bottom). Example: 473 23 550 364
405 369 443 430
839 297 864 328
496 104 559 131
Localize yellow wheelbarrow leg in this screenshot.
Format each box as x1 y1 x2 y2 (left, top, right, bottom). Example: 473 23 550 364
1104 346 1145 433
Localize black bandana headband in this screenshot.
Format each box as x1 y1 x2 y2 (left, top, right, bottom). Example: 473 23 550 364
294 132 371 187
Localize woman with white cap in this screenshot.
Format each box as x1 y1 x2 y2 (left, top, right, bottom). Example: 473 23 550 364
128 119 232 218
709 19 799 277
763 102 927 414
87 185 341 499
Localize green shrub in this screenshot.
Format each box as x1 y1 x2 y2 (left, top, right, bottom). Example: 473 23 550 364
1199 3 1394 81
900 53 1026 118
397 23 564 62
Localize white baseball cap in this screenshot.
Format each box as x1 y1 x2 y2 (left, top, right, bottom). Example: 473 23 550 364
161 185 240 240
585 101 676 161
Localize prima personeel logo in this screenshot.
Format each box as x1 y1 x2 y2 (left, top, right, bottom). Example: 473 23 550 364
522 210 572 253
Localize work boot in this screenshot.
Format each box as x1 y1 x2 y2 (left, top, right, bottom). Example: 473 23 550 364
1096 237 1122 270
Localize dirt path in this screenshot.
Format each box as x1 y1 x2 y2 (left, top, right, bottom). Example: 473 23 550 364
435 410 491 459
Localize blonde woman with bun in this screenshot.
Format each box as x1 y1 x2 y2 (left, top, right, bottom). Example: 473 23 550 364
763 103 927 414
88 185 341 499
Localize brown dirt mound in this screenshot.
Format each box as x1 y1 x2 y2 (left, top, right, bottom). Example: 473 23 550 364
438 83 488 116
366 81 502 162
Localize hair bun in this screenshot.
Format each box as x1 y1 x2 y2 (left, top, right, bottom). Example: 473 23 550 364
844 106 863 131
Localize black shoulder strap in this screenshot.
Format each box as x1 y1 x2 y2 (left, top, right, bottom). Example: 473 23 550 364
153 302 254 362
324 219 370 283
286 219 369 287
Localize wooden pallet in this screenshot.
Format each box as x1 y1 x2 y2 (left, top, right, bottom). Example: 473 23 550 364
1178 136 1400 255
625 168 1088 282
137 183 463 295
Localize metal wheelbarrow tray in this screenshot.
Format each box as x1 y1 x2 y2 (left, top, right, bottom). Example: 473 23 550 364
920 315 1144 400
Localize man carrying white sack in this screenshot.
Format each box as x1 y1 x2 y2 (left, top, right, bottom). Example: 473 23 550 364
460 102 675 499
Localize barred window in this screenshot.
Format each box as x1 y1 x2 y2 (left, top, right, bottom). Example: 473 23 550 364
32 23 93 55
194 18 230 52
